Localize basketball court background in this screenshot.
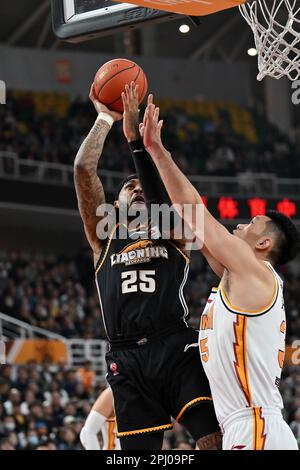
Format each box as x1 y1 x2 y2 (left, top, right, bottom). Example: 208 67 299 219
0 0 299 450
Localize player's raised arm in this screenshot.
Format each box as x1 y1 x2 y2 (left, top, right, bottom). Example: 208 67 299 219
121 85 171 208
74 85 122 261
122 90 224 276
141 99 261 276
121 84 190 250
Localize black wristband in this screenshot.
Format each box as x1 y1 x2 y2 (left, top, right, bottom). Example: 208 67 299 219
128 140 171 206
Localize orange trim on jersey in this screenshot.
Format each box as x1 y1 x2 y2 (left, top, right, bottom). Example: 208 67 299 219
176 396 213 422
168 241 190 263
95 223 120 274
200 303 214 331
233 315 252 406
108 419 116 450
252 407 266 450
280 320 286 334
220 267 278 315
119 239 154 253
117 423 173 437
278 349 285 369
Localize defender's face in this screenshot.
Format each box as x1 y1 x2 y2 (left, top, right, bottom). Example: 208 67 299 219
233 215 271 247
117 178 146 210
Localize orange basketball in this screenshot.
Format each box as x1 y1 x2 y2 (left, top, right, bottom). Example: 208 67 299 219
93 58 148 113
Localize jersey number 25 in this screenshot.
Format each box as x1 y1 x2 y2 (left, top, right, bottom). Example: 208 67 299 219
121 270 156 294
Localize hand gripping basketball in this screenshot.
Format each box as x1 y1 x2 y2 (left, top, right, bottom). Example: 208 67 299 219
89 84 123 122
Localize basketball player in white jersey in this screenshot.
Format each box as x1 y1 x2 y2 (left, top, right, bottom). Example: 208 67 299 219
139 97 300 450
80 387 120 450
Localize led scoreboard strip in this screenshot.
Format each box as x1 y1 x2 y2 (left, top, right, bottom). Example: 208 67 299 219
0 176 298 222
205 196 299 222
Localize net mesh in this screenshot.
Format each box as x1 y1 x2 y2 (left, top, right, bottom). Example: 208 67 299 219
239 0 300 81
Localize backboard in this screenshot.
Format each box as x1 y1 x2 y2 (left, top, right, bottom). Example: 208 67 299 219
115 0 246 17
51 0 178 43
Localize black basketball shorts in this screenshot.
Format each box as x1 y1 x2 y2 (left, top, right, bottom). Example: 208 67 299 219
106 327 218 438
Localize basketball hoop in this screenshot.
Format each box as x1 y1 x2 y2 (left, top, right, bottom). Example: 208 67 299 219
239 0 300 81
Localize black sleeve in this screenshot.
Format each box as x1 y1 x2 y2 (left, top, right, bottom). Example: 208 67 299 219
128 139 172 207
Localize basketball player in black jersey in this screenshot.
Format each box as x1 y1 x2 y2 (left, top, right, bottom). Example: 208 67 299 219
74 84 221 450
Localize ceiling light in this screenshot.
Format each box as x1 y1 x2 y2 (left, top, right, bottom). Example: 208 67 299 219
179 24 190 34
248 48 258 57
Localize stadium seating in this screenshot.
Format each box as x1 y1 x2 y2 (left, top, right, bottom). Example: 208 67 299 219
1 91 299 178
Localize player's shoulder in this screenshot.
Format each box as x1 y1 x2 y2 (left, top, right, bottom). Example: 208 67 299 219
234 257 277 284
256 260 280 287
167 239 190 263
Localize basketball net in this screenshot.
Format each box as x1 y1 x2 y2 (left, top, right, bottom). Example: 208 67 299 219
239 0 300 81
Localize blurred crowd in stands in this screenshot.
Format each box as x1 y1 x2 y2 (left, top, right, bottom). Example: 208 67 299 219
0 360 199 450
0 250 98 340
0 249 299 450
1 91 300 178
0 361 299 450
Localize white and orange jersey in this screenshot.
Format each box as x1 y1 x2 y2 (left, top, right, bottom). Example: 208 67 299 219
102 418 121 450
199 261 286 429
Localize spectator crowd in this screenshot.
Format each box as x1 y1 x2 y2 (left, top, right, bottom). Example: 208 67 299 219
0 360 299 450
1 91 300 179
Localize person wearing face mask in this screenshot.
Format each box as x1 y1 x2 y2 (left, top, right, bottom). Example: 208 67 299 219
3 416 16 433
3 388 21 415
26 430 40 449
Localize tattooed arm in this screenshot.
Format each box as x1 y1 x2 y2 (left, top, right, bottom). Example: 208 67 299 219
74 85 122 265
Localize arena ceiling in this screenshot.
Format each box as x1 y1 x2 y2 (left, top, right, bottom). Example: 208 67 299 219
1 0 256 63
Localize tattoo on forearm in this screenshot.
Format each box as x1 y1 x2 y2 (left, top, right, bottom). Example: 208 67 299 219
75 118 111 172
74 119 111 248
197 431 222 450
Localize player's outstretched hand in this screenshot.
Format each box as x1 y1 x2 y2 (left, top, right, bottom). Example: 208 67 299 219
140 94 163 151
89 84 122 122
121 82 140 142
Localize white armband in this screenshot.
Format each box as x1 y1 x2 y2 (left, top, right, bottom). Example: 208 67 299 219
96 112 114 128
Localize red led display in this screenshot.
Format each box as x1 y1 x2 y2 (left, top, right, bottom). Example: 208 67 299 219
247 197 267 218
204 197 298 221
217 197 239 219
276 198 297 218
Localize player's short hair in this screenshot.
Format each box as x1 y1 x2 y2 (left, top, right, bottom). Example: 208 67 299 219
114 174 138 200
265 210 300 266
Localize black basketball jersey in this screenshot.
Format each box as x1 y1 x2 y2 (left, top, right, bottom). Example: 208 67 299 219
95 223 190 342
